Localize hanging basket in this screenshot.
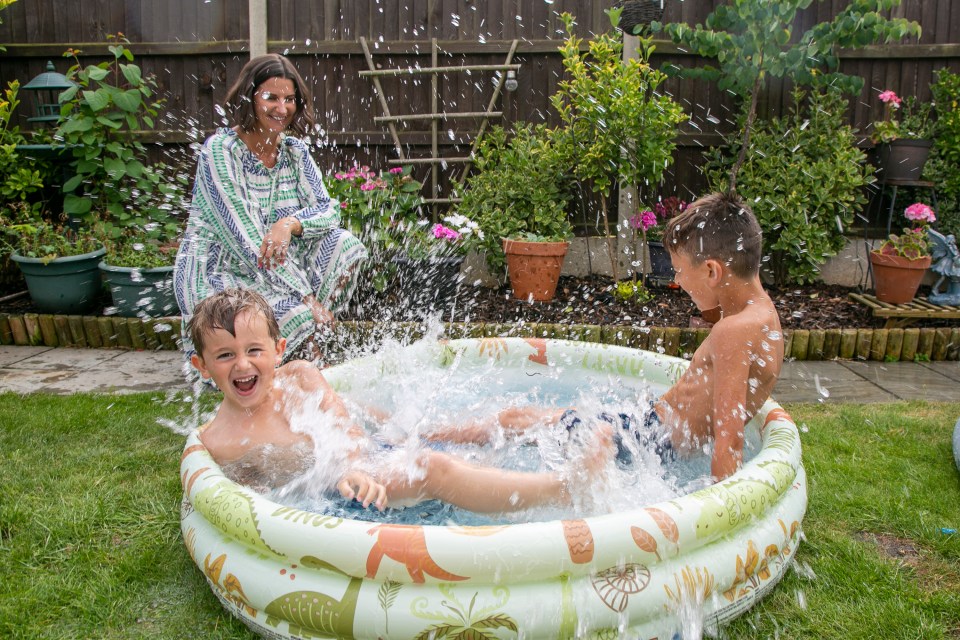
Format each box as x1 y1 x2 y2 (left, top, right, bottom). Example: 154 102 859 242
616 0 664 34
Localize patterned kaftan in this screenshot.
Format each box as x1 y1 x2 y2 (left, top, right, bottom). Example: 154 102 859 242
174 128 367 358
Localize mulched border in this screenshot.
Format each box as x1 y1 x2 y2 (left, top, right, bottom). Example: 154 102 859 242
1 312 957 362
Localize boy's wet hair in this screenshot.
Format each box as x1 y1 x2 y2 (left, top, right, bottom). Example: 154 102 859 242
225 53 315 137
662 191 763 279
188 289 281 356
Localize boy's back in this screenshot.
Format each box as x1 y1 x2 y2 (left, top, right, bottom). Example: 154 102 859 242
658 192 784 480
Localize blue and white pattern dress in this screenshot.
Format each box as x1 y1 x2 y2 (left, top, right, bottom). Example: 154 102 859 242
174 128 367 358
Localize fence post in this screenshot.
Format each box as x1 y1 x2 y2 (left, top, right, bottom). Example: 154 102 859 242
249 0 267 58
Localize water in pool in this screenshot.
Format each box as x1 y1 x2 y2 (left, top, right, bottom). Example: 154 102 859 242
253 336 762 526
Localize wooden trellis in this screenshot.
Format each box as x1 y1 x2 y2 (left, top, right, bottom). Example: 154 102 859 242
358 37 519 218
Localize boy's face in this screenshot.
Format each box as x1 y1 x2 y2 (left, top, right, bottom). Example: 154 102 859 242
190 309 286 409
670 250 719 312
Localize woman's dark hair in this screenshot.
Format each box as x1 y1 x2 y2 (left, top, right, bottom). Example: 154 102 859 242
224 54 315 137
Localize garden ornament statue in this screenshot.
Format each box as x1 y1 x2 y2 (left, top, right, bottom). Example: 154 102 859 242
926 228 960 306
927 228 960 305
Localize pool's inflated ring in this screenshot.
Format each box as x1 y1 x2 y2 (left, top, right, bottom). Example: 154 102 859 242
181 338 806 638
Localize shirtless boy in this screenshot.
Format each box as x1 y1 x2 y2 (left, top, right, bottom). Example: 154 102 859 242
658 191 784 480
188 288 604 512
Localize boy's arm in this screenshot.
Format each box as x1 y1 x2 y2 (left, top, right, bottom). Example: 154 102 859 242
709 324 751 481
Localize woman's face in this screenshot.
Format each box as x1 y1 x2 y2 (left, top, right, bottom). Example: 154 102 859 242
251 76 297 136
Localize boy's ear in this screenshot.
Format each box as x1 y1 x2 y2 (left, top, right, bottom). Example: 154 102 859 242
704 258 725 286
275 337 287 364
190 353 211 379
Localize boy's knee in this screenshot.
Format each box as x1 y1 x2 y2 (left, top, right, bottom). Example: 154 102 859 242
418 450 454 485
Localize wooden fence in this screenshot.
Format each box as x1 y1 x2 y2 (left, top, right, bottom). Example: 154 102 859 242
1 0 959 225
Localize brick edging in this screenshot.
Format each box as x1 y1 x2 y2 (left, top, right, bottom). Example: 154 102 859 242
0 312 957 362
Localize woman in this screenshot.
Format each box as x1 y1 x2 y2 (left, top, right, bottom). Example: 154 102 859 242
174 54 366 362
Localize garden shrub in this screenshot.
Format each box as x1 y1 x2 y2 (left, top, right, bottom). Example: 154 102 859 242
925 68 960 239
705 87 873 286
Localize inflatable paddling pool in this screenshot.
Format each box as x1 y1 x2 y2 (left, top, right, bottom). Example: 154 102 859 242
181 338 807 638
953 417 960 473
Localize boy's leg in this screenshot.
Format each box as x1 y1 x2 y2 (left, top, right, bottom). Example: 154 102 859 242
421 406 567 445
383 434 612 513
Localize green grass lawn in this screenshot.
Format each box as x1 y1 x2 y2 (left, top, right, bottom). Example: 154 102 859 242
1 394 958 639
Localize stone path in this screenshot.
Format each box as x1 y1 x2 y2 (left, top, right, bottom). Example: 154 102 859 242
1 345 958 403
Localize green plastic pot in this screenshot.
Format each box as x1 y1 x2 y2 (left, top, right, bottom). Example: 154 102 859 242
98 262 177 318
11 247 106 314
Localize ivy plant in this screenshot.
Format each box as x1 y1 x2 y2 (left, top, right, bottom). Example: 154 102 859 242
705 87 873 285
924 68 960 239
656 0 921 191
550 11 685 280
56 35 180 249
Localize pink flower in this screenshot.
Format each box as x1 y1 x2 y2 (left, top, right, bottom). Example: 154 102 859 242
878 90 901 107
359 181 377 192
389 167 403 174
904 202 935 224
432 224 461 241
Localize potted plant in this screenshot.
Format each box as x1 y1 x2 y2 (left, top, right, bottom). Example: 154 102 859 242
391 214 482 312
1 207 105 314
870 202 936 304
550 11 685 282
327 164 425 294
630 196 687 285
456 124 574 302
871 89 936 180
98 227 179 318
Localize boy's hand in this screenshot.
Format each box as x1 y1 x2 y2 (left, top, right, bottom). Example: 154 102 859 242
337 471 387 511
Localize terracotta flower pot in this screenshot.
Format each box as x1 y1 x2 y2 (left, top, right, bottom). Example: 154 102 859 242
869 251 931 304
502 239 569 302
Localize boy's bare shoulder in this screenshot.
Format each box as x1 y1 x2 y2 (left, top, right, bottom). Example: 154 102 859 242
277 359 327 390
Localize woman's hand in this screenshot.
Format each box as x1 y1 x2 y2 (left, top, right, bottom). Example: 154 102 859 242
303 294 334 327
338 470 388 510
259 216 302 269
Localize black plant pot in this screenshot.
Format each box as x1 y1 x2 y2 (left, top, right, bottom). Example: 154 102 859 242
616 0 664 34
391 255 465 317
876 139 933 181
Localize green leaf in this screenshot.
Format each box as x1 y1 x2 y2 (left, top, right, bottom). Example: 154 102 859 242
104 157 126 179
62 174 84 193
85 65 110 81
95 115 123 129
113 89 142 113
82 89 111 112
120 63 142 87
64 193 92 215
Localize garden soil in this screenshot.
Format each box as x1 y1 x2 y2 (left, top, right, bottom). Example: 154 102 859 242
0 276 954 330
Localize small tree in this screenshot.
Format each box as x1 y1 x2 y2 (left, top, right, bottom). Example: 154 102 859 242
550 12 685 281
657 0 921 191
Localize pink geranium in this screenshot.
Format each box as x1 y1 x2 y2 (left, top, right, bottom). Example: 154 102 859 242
878 90 901 107
432 223 461 241
904 202 936 224
630 210 658 231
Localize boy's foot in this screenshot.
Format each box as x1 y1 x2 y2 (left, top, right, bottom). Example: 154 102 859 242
561 409 673 467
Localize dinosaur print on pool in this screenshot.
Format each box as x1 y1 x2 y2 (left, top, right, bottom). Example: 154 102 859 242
366 524 468 583
694 459 796 540
192 480 282 556
264 576 362 639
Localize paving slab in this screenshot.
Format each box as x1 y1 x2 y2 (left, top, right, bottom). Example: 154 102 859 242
0 368 79 394
4 347 121 371
0 346 53 367
773 360 897 404
919 361 960 384
839 361 960 402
